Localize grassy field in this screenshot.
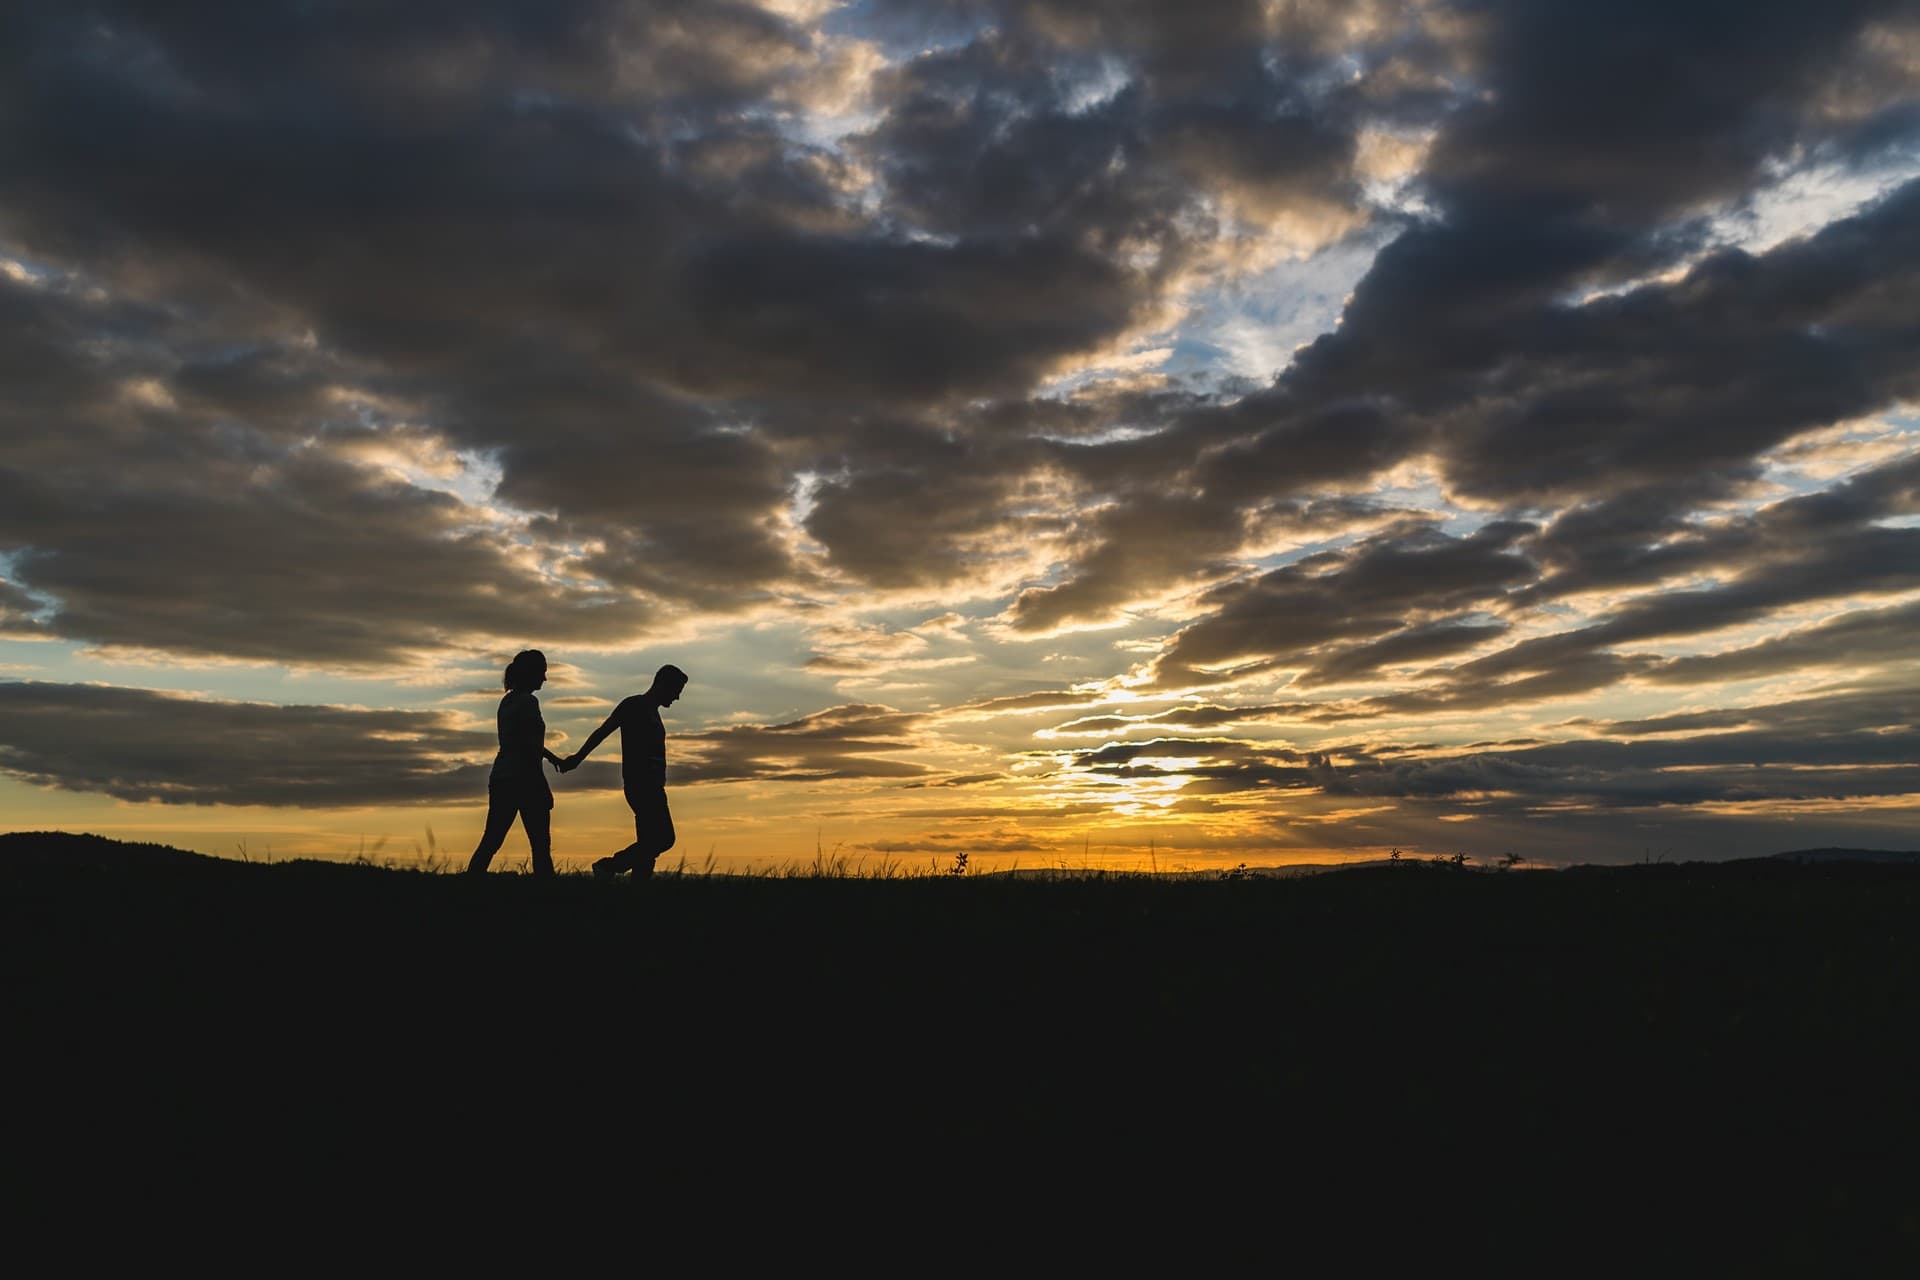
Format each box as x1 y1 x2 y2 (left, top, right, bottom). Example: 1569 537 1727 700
7 830 1918 1259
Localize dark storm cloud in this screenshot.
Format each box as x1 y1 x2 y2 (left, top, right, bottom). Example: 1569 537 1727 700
959 0 1920 576
1269 0 1920 494
0 0 818 114
671 231 1157 403
1340 458 1920 714
0 681 489 806
852 17 1369 248
0 285 658 662
852 830 1051 853
1548 522 1920 655
1068 734 1295 773
0 0 1917 874
854 38 1153 241
1507 481 1746 608
1052 685 1920 812
1302 748 1920 810
0 266 189 423
866 0 1468 100
1004 490 1257 632
169 346 348 429
484 380 801 611
5 1 1903 633
1145 520 1536 687
1646 600 1920 685
1423 0 1898 222
1348 651 1657 717
4 0 1444 649
1430 179 1920 506
670 704 938 783
900 772 1004 788
1187 401 1417 507
947 689 1112 716
1296 617 1511 687
1108 422 1920 715
802 427 1080 590
1585 686 1920 741
0 578 51 638
1374 0 1906 298
0 0 1176 415
776 0 1471 601
0 5 823 657
1164 158 1920 547
0 0 1241 658
998 475 1403 633
1003 165 1920 631
1048 700 1351 735
1393 517 1920 696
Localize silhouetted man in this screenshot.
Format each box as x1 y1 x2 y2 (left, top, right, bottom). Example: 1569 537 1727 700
562 664 688 879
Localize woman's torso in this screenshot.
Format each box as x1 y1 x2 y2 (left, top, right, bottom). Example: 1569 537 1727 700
490 690 547 786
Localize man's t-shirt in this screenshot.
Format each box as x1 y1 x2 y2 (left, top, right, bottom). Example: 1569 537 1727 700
611 695 665 789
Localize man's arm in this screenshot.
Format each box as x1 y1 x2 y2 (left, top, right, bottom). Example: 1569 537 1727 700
561 702 624 770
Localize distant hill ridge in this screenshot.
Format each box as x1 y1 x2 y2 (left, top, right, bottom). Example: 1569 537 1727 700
0 830 222 869
2 830 1916 874
1766 846 1920 864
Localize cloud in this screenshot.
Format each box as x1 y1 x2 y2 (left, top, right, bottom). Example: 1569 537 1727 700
4 1 1914 659
1341 454 1920 714
0 578 51 639
802 436 1072 592
943 688 1113 717
0 331 660 664
0 681 489 806
900 772 1004 788
1048 684 1920 814
852 828 1052 854
1046 701 1343 736
1003 490 1259 633
1646 599 1920 684
1 2 1918 861
1143 519 1536 687
673 703 939 783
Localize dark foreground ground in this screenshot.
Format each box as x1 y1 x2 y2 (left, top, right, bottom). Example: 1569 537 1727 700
7 831 1918 1264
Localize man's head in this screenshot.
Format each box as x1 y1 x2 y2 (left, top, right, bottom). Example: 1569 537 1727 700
649 663 689 706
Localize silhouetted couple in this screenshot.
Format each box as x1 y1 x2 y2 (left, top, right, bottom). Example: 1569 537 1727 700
465 651 688 880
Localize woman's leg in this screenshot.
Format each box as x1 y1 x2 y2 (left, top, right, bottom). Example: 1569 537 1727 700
466 788 517 874
520 798 554 877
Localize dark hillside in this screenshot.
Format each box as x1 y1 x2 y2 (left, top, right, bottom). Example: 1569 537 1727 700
5 831 1918 1259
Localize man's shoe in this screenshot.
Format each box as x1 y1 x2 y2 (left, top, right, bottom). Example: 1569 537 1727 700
591 857 617 880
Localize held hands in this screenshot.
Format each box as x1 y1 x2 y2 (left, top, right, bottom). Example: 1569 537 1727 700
555 751 583 774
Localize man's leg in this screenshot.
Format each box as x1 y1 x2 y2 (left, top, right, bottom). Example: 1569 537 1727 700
631 788 674 878
601 786 674 876
591 789 643 878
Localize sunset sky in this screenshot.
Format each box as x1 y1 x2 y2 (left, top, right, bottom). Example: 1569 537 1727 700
2 0 1918 872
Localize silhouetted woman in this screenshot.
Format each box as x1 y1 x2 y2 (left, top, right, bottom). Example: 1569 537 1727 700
466 649 566 876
